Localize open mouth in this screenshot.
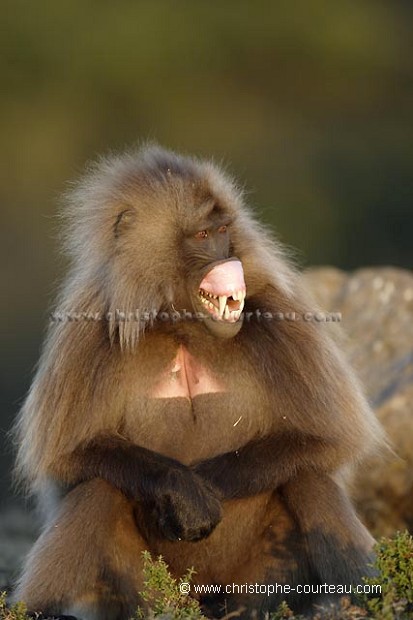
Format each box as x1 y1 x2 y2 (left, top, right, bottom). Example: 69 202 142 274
198 288 245 322
198 259 246 323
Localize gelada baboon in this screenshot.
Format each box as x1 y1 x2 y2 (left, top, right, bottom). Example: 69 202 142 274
13 146 384 619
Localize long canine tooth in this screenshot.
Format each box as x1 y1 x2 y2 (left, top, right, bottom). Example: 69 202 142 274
219 295 227 317
224 305 231 320
239 299 245 313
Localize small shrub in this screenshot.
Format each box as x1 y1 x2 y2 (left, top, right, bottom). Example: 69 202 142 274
135 551 205 620
0 592 28 620
270 600 300 619
363 530 413 620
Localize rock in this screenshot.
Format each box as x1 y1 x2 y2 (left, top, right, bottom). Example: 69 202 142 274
303 266 413 536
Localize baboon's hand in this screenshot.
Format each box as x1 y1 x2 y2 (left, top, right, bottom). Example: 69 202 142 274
145 466 222 542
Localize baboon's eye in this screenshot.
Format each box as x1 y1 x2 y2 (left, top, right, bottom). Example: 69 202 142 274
195 230 208 239
114 208 135 237
218 225 227 234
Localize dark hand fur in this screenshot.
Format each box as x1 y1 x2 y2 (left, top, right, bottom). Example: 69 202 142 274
71 435 222 542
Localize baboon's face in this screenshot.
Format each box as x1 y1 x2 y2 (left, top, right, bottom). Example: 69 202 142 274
113 163 246 339
179 205 246 338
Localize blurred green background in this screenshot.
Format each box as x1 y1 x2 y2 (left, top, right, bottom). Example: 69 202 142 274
1 0 412 505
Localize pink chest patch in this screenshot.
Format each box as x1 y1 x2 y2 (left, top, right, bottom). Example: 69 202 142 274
150 345 226 400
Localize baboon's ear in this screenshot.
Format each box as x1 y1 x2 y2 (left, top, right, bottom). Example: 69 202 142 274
114 207 136 238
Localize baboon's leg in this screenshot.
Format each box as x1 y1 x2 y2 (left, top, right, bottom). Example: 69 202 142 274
14 479 148 620
192 476 375 619
281 472 375 585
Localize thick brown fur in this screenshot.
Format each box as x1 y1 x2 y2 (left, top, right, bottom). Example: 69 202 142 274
13 146 385 619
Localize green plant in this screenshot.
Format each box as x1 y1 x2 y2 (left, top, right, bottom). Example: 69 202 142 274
134 551 205 620
270 600 299 619
363 531 413 620
0 592 28 620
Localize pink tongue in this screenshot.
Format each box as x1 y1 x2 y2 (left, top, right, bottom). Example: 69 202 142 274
199 260 245 296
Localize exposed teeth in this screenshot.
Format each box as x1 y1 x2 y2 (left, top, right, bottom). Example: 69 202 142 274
219 295 227 317
230 290 246 302
200 289 218 300
200 288 246 321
